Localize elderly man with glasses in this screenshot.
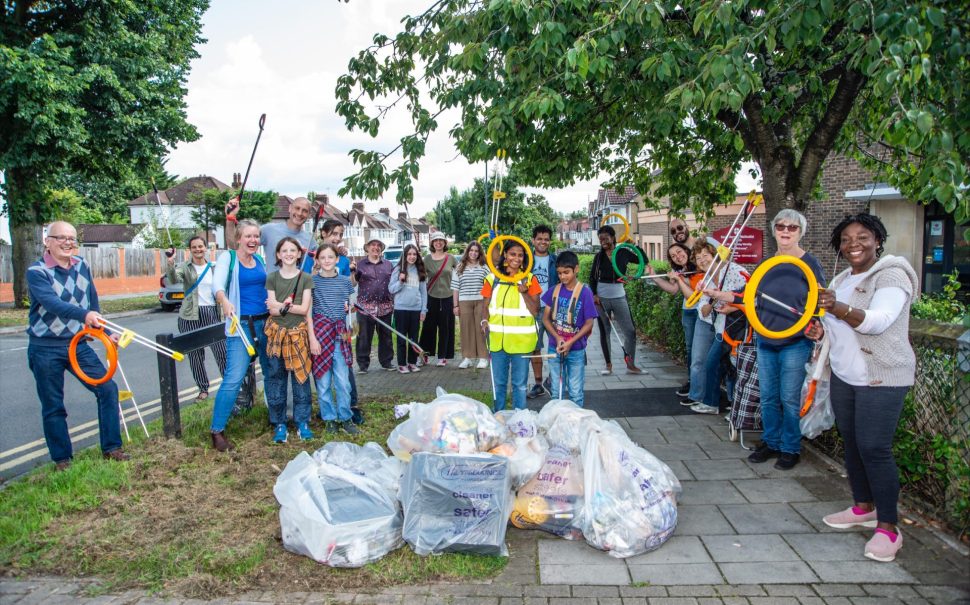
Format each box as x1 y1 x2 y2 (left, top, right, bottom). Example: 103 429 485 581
25 221 128 471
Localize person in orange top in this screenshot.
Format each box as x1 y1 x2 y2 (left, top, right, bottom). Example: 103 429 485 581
480 239 541 410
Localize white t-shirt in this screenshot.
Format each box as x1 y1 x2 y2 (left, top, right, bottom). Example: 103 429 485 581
193 261 215 306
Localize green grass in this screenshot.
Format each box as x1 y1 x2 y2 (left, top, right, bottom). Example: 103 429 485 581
0 391 508 596
0 295 160 328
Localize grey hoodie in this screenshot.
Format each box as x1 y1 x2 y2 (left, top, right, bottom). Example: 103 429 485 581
388 265 428 312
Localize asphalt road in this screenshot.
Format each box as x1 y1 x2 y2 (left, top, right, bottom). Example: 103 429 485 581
0 310 226 482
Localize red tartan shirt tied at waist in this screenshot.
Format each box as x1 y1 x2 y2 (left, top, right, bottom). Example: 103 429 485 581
311 314 353 378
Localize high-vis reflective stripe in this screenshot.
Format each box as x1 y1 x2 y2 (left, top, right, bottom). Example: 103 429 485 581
486 274 538 354
488 306 534 318
488 324 538 334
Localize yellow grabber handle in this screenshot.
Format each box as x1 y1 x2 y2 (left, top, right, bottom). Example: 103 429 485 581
229 315 256 357
685 289 704 308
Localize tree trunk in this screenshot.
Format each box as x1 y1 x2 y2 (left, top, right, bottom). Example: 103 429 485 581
11 222 43 308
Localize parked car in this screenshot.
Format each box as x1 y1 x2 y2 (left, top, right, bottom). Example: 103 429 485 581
158 274 184 312
384 244 403 264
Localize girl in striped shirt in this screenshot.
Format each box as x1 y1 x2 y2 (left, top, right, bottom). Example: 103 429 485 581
307 244 358 435
452 241 490 369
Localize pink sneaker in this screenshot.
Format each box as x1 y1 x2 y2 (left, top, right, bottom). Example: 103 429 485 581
865 528 903 562
408 363 420 372
436 358 448 367
822 506 878 529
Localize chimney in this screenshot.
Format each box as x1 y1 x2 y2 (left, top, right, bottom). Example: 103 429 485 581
352 202 365 212
398 212 408 221
379 207 389 216
231 172 241 189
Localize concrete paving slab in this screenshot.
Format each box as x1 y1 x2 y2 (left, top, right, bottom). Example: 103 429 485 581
718 561 820 584
671 414 724 429
718 504 816 534
697 442 752 460
539 565 631 585
789 502 872 533
646 443 712 462
807 561 918 584
700 534 800 563
683 459 759 481
626 427 669 446
662 460 695 482
624 536 712 565
674 505 737 535
625 415 683 429
793 475 854 501
782 533 869 562
677 480 747 506
627 563 724 585
731 478 819 503
538 540 629 566
743 459 825 478
659 427 726 445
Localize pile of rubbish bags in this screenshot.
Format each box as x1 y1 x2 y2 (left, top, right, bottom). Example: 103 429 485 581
274 389 681 566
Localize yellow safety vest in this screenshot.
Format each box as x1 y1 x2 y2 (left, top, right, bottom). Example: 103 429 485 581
486 273 538 354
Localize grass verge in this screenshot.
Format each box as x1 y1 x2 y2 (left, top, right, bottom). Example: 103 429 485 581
0 295 161 328
0 391 506 596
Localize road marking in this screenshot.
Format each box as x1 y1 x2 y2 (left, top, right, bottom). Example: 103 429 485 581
1 346 29 353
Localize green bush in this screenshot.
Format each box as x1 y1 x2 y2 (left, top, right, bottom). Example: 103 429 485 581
911 270 967 324
626 279 688 364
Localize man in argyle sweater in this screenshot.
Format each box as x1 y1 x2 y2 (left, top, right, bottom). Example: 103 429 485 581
26 221 128 471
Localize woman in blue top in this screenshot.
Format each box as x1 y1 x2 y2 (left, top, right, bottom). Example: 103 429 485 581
210 219 277 452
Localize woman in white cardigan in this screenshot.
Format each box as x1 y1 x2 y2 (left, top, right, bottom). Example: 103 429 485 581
806 213 918 563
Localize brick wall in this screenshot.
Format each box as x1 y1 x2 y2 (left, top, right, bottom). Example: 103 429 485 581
801 155 872 277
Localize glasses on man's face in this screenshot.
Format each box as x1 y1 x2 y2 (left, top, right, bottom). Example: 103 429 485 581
774 223 800 233
670 225 686 235
48 235 78 244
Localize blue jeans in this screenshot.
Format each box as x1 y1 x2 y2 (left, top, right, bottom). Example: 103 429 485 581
349 367 358 407
211 319 275 433
688 318 714 401
547 348 586 406
702 334 728 409
28 341 123 462
757 337 813 454
491 349 529 411
681 307 697 372
315 344 352 421
263 354 312 425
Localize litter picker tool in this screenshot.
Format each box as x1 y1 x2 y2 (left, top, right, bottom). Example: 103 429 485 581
742 254 825 340
97 319 185 361
640 270 700 281
482 322 497 404
228 313 257 357
488 149 508 238
557 352 565 399
604 311 633 368
800 336 831 417
353 303 428 361
225 113 267 219
152 178 175 258
116 361 149 440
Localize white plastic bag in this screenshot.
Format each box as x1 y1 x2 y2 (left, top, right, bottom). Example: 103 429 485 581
492 409 548 488
399 452 513 556
510 443 584 539
537 399 603 452
274 442 404 567
388 389 509 461
580 422 681 558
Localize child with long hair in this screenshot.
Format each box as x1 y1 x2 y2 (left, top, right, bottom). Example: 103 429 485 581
264 237 314 442
452 241 490 369
388 243 427 373
307 244 358 435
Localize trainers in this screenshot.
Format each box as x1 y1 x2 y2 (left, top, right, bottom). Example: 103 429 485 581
297 422 314 441
459 358 472 369
527 384 545 399
416 357 425 367
600 364 613 376
398 365 411 374
436 358 448 367
351 406 365 425
383 365 396 371
476 358 488 369
680 397 700 407
325 420 339 434
676 382 690 397
408 363 420 372
340 420 360 435
358 367 368 374
823 506 878 529
690 403 719 414
865 528 902 562
273 423 288 444
774 452 800 470
747 442 781 463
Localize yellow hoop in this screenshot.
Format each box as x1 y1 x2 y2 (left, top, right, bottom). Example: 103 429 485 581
743 255 820 339
486 235 534 283
600 213 631 243
477 232 491 245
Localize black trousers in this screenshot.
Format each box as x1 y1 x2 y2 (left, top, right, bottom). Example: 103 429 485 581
419 295 456 359
356 311 394 369
394 309 422 366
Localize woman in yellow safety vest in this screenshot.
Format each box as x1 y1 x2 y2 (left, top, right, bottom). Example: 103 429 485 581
481 239 541 410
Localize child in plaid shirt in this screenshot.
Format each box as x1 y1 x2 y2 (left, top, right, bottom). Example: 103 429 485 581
264 237 314 443
308 244 358 435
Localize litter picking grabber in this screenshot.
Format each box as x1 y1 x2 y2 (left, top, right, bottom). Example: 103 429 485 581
228 314 257 357
604 311 632 368
686 191 763 308
801 336 831 417
97 319 185 361
225 113 267 218
742 254 825 340
353 303 428 361
116 360 149 440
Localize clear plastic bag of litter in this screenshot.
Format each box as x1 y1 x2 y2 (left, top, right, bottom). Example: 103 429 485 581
580 421 681 558
399 452 513 556
274 442 404 567
388 389 509 461
537 399 603 452
510 443 584 539
492 409 548 488
799 364 834 439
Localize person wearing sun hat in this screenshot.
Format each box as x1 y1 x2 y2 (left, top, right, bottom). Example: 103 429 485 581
354 237 395 372
419 231 457 366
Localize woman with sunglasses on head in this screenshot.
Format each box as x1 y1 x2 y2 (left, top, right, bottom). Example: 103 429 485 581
805 214 917 562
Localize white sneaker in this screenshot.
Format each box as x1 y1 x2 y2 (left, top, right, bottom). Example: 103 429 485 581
476 358 488 369
458 358 472 369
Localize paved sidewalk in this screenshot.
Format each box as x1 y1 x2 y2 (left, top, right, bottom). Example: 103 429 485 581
3 329 968 604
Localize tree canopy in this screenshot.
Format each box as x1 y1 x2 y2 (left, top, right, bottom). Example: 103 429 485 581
1 0 208 305
336 0 968 232
435 177 559 243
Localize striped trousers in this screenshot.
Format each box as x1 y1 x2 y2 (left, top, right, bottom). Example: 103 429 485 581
177 305 227 394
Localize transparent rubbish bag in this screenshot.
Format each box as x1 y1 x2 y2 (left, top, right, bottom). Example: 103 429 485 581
399 452 513 556
800 364 834 439
580 421 681 558
388 389 509 461
537 399 603 452
510 443 584 539
274 443 404 567
492 409 548 488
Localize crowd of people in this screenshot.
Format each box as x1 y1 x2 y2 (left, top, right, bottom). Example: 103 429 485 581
26 200 918 562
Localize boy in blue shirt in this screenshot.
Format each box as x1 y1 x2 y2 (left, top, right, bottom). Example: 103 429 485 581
541 251 597 406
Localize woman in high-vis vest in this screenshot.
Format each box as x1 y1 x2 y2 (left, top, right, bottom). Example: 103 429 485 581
481 239 541 411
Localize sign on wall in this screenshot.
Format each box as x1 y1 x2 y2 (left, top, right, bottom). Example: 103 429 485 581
712 225 764 264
